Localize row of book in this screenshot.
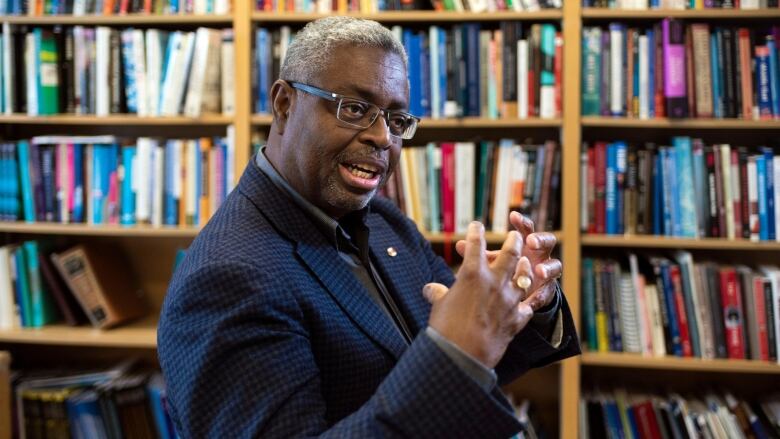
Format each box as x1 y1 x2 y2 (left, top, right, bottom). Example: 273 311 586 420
581 252 780 362
10 360 176 439
0 240 147 330
255 22 563 120
581 388 780 439
1 0 231 15
583 0 779 8
254 0 558 13
381 140 560 235
0 133 236 227
0 25 235 116
579 138 780 241
582 20 780 120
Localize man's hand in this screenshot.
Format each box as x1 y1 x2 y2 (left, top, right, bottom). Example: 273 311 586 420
425 221 535 369
455 212 561 311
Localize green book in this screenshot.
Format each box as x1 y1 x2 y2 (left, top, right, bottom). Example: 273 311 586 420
23 241 59 327
34 28 59 116
581 27 602 116
13 247 34 327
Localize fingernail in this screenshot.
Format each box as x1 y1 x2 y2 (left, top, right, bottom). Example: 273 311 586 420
518 303 533 319
423 285 432 299
540 266 549 278
469 221 481 233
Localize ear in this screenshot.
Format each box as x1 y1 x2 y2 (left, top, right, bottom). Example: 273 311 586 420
270 80 294 135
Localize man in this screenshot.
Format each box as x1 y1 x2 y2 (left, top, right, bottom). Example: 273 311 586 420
158 17 579 438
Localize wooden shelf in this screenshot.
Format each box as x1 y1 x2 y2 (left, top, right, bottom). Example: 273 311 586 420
0 317 158 348
581 116 780 129
582 7 780 19
582 352 780 374
0 14 234 25
0 114 233 125
0 222 201 238
252 10 563 22
424 230 563 245
581 234 780 250
251 114 561 128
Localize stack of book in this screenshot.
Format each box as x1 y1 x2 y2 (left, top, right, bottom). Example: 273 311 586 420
255 22 564 120
255 0 560 13
385 139 560 234
581 251 780 362
580 137 780 241
0 0 231 15
0 133 236 227
580 388 780 439
582 19 780 120
0 25 234 116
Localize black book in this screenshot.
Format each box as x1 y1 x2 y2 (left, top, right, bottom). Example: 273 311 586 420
738 146 751 239
706 263 728 359
13 26 28 114
764 278 777 362
110 29 125 114
721 28 738 119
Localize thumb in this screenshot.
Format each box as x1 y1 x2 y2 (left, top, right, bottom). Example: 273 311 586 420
422 283 449 304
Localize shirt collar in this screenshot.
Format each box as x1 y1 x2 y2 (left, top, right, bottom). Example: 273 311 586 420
255 147 369 252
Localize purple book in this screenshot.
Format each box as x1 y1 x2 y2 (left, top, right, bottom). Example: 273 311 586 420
663 18 688 119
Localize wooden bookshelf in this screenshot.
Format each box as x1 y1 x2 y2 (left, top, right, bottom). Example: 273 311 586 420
251 114 562 128
581 352 780 374
0 318 158 348
1 14 234 25
581 7 780 19
581 234 780 250
0 222 201 238
581 116 780 130
0 114 233 125
251 10 563 22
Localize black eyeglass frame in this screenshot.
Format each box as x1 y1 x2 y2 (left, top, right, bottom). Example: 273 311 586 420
287 81 420 140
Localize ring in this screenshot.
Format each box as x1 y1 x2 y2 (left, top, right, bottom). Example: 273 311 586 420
516 275 531 290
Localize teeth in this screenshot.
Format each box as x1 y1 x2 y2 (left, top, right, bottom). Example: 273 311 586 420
349 166 374 179
348 163 379 173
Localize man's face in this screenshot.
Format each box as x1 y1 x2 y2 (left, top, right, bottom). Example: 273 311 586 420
281 46 408 219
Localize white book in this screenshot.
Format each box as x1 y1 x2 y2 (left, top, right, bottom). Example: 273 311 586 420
165 32 196 116
517 39 528 119
521 0 539 10
200 30 222 115
226 125 235 193
220 30 235 115
645 284 667 357
638 35 650 120
413 148 430 232
467 0 488 12
73 27 86 115
176 32 197 116
279 26 291 68
619 273 642 353
194 0 207 14
25 33 37 116
95 27 111 116
741 0 759 7
748 157 760 241
629 254 652 355
539 86 555 119
455 142 475 234
146 29 165 116
57 143 69 224
3 23 14 114
131 29 148 116
491 140 514 233
0 245 17 329
720 145 735 239
399 149 416 223
184 28 210 117
152 144 164 227
610 27 624 117
32 135 116 144
676 251 708 359
134 138 152 224
429 27 440 120
775 156 780 242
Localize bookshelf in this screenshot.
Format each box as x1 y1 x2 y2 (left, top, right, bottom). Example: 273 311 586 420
1 1 779 437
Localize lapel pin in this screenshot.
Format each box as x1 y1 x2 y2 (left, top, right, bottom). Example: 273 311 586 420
386 247 397 257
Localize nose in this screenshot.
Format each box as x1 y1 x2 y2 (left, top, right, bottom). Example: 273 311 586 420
360 110 395 151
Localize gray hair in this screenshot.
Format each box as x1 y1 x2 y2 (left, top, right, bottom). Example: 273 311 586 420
280 17 408 84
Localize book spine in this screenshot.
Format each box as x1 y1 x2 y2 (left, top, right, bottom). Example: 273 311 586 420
662 18 688 118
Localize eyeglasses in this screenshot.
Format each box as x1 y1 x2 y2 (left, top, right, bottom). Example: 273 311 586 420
288 81 420 140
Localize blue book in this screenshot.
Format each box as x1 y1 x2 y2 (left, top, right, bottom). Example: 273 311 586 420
710 32 723 119
164 140 179 226
603 399 625 439
419 31 431 118
39 146 55 222
673 137 698 238
8 144 19 221
647 29 655 118
464 23 481 117
66 389 110 439
659 260 683 356
16 140 35 222
402 29 420 117
767 37 780 118
147 374 175 439
437 27 447 118
692 141 709 238
255 29 270 114
615 141 627 234
72 144 84 223
605 143 617 235
757 154 769 241
764 148 776 241
120 30 138 114
757 48 773 119
23 240 57 327
0 144 8 220
120 146 136 225
13 247 31 327
653 151 663 235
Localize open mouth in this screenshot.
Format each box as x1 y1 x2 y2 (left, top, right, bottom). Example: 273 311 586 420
339 161 383 191
345 163 380 180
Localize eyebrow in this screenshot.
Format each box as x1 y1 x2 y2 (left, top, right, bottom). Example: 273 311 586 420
344 84 408 111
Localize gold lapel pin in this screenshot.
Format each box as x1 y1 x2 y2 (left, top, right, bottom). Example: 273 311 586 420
386 247 397 257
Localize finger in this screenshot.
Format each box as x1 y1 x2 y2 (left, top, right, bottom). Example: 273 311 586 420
509 211 534 237
491 230 522 282
535 259 562 283
525 232 557 257
512 302 534 334
461 222 487 269
513 257 533 301
522 282 557 312
422 283 449 304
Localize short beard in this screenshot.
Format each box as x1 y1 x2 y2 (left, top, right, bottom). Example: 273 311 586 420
322 175 377 215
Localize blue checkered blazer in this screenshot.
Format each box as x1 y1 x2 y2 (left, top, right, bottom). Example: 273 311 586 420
158 158 580 438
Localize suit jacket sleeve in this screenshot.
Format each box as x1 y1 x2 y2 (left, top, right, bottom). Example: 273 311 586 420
158 259 524 439
422 233 581 387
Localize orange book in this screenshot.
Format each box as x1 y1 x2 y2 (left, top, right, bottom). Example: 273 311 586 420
738 28 754 120
199 138 211 226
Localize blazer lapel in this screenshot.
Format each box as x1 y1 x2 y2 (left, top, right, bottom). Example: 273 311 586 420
237 158 407 361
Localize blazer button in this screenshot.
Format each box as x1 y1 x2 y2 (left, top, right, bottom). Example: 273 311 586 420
386 247 397 257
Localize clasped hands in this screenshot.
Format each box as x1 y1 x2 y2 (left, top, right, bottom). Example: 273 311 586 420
424 212 562 369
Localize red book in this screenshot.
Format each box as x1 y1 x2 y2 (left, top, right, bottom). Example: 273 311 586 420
720 267 746 359
670 265 693 357
654 23 666 118
553 32 563 118
440 143 456 234
587 146 596 234
594 142 607 234
751 275 770 361
632 400 663 439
